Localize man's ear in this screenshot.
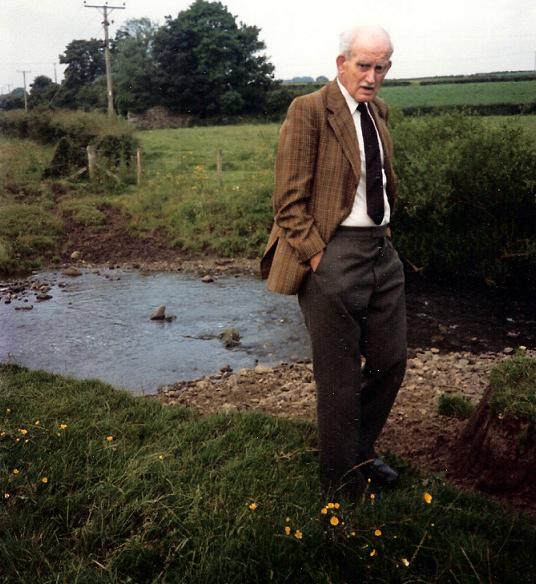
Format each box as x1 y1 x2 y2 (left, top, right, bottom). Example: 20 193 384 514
336 54 347 74
384 61 392 75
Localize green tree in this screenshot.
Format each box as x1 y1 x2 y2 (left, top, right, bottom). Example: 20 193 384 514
152 0 275 116
114 18 159 114
57 38 106 109
28 75 60 109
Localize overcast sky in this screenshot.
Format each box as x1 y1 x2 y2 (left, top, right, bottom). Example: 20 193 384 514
2 0 535 92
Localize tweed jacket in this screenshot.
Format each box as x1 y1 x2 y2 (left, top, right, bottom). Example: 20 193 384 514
261 79 397 295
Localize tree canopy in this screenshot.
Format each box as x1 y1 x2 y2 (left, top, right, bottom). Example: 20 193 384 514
152 0 275 116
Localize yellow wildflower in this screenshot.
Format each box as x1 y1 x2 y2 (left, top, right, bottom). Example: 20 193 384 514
320 507 328 515
248 502 257 511
12 468 19 475
334 502 340 509
18 429 28 435
41 477 48 484
0 432 5 437
374 529 382 537
34 420 40 426
370 549 377 557
158 455 164 460
330 516 340 526
423 492 433 504
59 424 67 430
294 530 303 540
105 435 114 442
284 526 291 535
401 558 410 567
327 502 335 509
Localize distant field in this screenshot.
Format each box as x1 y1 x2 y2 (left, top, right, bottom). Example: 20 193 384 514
380 80 536 108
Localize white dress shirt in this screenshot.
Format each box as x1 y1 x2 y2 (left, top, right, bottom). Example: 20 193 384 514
337 78 390 227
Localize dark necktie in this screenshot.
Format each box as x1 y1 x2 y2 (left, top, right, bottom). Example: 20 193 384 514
357 102 384 225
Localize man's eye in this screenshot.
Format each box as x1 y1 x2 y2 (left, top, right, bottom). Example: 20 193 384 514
358 64 370 72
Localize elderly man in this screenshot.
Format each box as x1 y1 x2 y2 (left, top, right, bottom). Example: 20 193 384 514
261 26 406 497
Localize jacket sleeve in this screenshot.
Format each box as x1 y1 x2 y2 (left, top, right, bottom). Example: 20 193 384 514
272 97 326 263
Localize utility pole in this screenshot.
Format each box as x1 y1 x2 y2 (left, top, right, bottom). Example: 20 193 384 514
17 70 31 112
84 1 125 117
53 62 58 84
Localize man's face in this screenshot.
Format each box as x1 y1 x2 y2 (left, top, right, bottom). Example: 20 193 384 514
336 37 392 102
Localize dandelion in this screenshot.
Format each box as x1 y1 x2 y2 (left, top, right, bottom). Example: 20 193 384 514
334 502 340 509
294 530 303 540
18 429 28 436
284 526 291 535
401 558 410 567
320 507 328 515
370 549 377 557
12 468 20 475
327 502 335 509
374 529 382 537
59 424 67 430
40 477 48 484
248 502 257 511
330 516 340 526
105 435 114 442
423 492 433 504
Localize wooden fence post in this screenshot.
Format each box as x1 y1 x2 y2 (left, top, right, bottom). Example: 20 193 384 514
87 145 97 181
216 149 223 181
136 147 142 185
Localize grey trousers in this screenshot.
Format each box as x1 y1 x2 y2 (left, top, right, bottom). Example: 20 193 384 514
298 225 407 495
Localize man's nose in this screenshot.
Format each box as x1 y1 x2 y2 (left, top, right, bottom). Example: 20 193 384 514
364 68 376 85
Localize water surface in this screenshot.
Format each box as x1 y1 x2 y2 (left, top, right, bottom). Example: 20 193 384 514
0 269 309 394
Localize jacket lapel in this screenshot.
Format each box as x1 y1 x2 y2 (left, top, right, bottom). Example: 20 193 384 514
326 81 361 179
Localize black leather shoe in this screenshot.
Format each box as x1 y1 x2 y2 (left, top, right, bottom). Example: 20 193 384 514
362 458 399 487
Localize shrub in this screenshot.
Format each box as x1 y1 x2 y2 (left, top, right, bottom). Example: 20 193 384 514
391 114 536 285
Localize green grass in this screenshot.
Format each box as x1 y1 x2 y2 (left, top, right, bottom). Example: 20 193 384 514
489 352 536 424
120 124 278 256
1 363 535 583
437 393 475 420
380 80 536 108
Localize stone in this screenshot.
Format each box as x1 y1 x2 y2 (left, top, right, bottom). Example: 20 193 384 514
36 293 52 301
254 364 273 374
219 328 240 348
150 306 166 320
15 305 33 311
201 275 214 283
70 250 81 260
62 266 82 277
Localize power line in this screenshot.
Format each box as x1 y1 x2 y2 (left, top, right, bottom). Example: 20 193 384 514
83 1 126 117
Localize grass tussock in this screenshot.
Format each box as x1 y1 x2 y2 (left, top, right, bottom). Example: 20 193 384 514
1 364 535 583
437 393 475 420
489 352 536 424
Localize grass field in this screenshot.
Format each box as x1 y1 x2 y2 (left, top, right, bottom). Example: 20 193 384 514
1 363 535 583
379 80 536 108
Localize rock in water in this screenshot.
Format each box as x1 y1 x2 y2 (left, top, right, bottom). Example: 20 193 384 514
219 328 241 348
62 266 82 277
201 275 214 283
150 306 166 320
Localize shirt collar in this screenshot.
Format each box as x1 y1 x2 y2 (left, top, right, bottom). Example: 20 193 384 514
336 77 365 116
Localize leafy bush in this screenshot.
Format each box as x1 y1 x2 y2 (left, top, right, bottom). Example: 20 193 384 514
392 114 536 285
438 393 475 420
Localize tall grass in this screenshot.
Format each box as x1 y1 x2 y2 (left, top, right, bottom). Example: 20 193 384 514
1 364 535 583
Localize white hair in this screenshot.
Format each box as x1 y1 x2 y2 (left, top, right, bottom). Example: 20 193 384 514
339 25 393 58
